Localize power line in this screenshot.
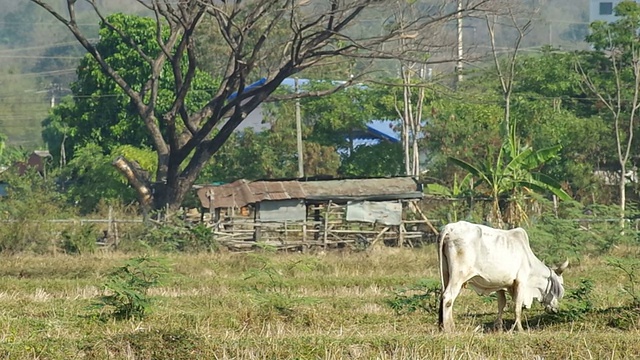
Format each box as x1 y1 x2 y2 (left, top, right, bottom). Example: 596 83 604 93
0 69 76 77
0 55 84 60
0 40 96 54
0 21 99 26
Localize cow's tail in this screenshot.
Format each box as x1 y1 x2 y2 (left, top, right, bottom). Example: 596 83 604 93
437 225 450 329
437 225 449 291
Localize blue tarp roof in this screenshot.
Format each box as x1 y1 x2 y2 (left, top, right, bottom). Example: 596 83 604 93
362 120 400 143
226 77 267 101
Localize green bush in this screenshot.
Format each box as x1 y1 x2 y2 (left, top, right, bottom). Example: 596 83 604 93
60 224 99 255
385 279 441 315
142 218 217 253
0 169 76 254
554 278 595 322
91 255 171 320
607 257 640 307
244 254 321 320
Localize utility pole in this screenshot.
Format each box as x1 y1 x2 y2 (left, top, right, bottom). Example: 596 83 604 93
294 78 304 178
50 83 59 108
456 0 464 87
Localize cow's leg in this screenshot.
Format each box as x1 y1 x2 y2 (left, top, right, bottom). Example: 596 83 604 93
494 290 507 331
510 281 525 332
439 278 465 332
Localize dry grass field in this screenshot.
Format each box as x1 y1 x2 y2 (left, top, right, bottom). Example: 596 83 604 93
0 245 639 359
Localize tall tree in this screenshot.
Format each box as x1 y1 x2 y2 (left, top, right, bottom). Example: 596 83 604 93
30 0 494 211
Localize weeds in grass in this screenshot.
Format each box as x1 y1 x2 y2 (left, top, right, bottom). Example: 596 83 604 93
554 278 595 321
385 279 441 315
82 328 205 359
60 224 99 255
606 257 640 307
91 255 171 320
244 254 321 320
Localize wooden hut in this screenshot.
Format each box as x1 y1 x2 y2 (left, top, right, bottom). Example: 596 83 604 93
195 177 430 250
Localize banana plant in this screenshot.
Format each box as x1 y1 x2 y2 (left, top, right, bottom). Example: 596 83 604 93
426 173 474 222
449 133 571 228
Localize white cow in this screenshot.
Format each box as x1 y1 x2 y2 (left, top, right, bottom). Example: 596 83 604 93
437 221 568 332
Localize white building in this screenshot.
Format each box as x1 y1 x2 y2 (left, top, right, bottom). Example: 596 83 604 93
589 0 634 23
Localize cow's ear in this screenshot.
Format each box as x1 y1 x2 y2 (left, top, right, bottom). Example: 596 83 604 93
554 259 569 275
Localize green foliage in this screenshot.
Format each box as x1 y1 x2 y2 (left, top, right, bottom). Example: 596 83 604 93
340 142 403 177
203 129 297 182
301 82 377 150
385 279 441 315
142 219 217 253
92 255 171 320
60 224 98 255
244 254 322 320
527 202 638 261
554 279 595 321
42 13 216 162
607 257 640 307
449 122 570 227
59 143 137 213
588 1 640 51
0 168 76 254
425 173 474 223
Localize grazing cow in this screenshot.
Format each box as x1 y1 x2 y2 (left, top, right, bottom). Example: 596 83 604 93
437 221 568 332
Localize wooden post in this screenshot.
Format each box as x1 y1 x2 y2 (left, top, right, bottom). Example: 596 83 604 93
284 220 288 243
113 221 119 248
368 226 390 251
254 203 261 241
323 201 331 248
409 200 439 236
207 189 215 223
313 205 321 240
107 205 113 244
398 223 405 247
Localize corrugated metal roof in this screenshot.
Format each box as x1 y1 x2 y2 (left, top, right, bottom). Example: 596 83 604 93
196 177 422 209
197 179 306 209
301 177 422 201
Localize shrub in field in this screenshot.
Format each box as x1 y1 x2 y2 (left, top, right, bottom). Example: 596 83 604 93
91 255 171 320
607 257 640 307
554 278 595 322
142 218 217 253
60 224 98 255
0 170 78 254
386 279 441 315
243 253 321 320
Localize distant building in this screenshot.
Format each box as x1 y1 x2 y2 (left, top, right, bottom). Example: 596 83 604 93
589 0 634 23
14 150 52 177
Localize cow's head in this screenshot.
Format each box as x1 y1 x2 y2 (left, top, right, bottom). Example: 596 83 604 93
542 259 569 313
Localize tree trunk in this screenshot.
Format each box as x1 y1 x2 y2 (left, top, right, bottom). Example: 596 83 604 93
619 164 626 234
112 156 153 214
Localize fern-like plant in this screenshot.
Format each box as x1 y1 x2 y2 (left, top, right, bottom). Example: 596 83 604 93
92 255 170 320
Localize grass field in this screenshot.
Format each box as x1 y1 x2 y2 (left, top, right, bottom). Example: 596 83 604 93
1 245 639 359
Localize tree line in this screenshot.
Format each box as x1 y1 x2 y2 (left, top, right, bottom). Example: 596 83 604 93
0 0 637 230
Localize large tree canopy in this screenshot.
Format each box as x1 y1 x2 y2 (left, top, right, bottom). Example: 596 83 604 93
43 13 215 162
30 0 494 211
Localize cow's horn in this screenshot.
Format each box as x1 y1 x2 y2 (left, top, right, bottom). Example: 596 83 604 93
555 258 569 275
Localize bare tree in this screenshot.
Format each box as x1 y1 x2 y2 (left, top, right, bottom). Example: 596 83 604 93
29 0 493 211
578 36 640 232
485 3 534 134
